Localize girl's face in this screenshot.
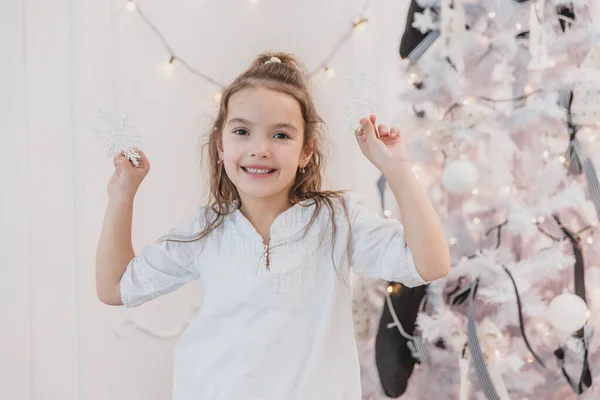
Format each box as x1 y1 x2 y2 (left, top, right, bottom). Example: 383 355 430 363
219 87 313 204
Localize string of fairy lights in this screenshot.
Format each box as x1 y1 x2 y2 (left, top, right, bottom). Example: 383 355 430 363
124 0 371 103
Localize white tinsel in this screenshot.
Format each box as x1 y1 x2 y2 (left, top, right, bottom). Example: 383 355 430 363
529 162 570 199
525 92 568 121
501 353 526 374
478 278 519 305
486 132 519 187
535 183 586 215
416 309 463 344
416 0 440 8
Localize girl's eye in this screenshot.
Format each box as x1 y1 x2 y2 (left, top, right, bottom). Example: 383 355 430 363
233 129 249 136
273 132 290 139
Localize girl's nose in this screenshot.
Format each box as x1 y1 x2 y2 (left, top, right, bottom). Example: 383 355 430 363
249 138 271 158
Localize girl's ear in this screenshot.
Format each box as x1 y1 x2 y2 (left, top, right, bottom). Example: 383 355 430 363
216 136 224 157
300 138 317 167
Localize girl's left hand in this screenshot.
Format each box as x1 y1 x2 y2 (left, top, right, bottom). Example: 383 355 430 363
354 115 410 172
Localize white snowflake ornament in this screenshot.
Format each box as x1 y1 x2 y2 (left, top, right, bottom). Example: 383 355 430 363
90 110 147 166
412 8 438 34
339 72 379 131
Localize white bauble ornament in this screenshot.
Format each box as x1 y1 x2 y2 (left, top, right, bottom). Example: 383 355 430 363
442 159 479 195
546 293 589 334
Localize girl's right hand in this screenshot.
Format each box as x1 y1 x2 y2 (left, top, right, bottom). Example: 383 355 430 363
107 148 150 199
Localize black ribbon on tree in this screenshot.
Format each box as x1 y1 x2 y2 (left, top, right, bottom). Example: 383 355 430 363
557 90 600 223
551 215 593 394
452 279 504 400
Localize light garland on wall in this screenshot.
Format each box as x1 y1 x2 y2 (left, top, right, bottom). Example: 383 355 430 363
125 0 372 97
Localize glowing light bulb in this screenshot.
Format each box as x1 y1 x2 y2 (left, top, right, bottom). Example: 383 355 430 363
543 151 549 158
472 188 479 195
488 12 496 18
587 237 594 244
163 62 174 76
526 354 534 363
126 1 137 12
559 156 566 163
473 217 481 224
387 285 393 293
383 210 392 218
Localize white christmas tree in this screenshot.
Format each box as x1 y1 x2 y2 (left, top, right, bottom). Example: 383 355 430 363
357 1 600 399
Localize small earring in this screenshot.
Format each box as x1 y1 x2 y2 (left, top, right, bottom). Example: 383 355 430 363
299 166 306 174
217 159 223 165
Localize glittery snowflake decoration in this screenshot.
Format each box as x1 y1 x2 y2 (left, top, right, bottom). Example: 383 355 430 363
339 71 379 131
90 109 147 166
412 8 438 34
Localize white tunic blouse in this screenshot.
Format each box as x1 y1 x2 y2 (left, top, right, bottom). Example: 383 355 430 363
120 191 427 400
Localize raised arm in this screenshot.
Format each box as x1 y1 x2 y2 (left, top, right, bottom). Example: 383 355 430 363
96 149 149 306
96 195 136 305
354 115 450 282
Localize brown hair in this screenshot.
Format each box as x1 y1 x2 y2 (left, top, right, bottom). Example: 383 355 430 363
162 52 351 279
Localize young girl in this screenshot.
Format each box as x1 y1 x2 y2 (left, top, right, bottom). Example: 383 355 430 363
96 52 450 400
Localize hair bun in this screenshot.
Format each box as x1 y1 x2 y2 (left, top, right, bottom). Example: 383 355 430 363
264 56 282 64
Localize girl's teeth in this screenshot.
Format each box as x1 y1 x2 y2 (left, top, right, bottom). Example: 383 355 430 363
246 168 272 174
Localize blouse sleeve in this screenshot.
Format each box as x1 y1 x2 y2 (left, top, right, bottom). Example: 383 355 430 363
344 191 427 287
119 207 207 308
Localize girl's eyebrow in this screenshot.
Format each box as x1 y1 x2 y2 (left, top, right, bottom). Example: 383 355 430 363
226 117 298 132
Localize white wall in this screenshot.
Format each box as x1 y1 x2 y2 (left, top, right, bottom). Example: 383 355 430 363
0 0 412 398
